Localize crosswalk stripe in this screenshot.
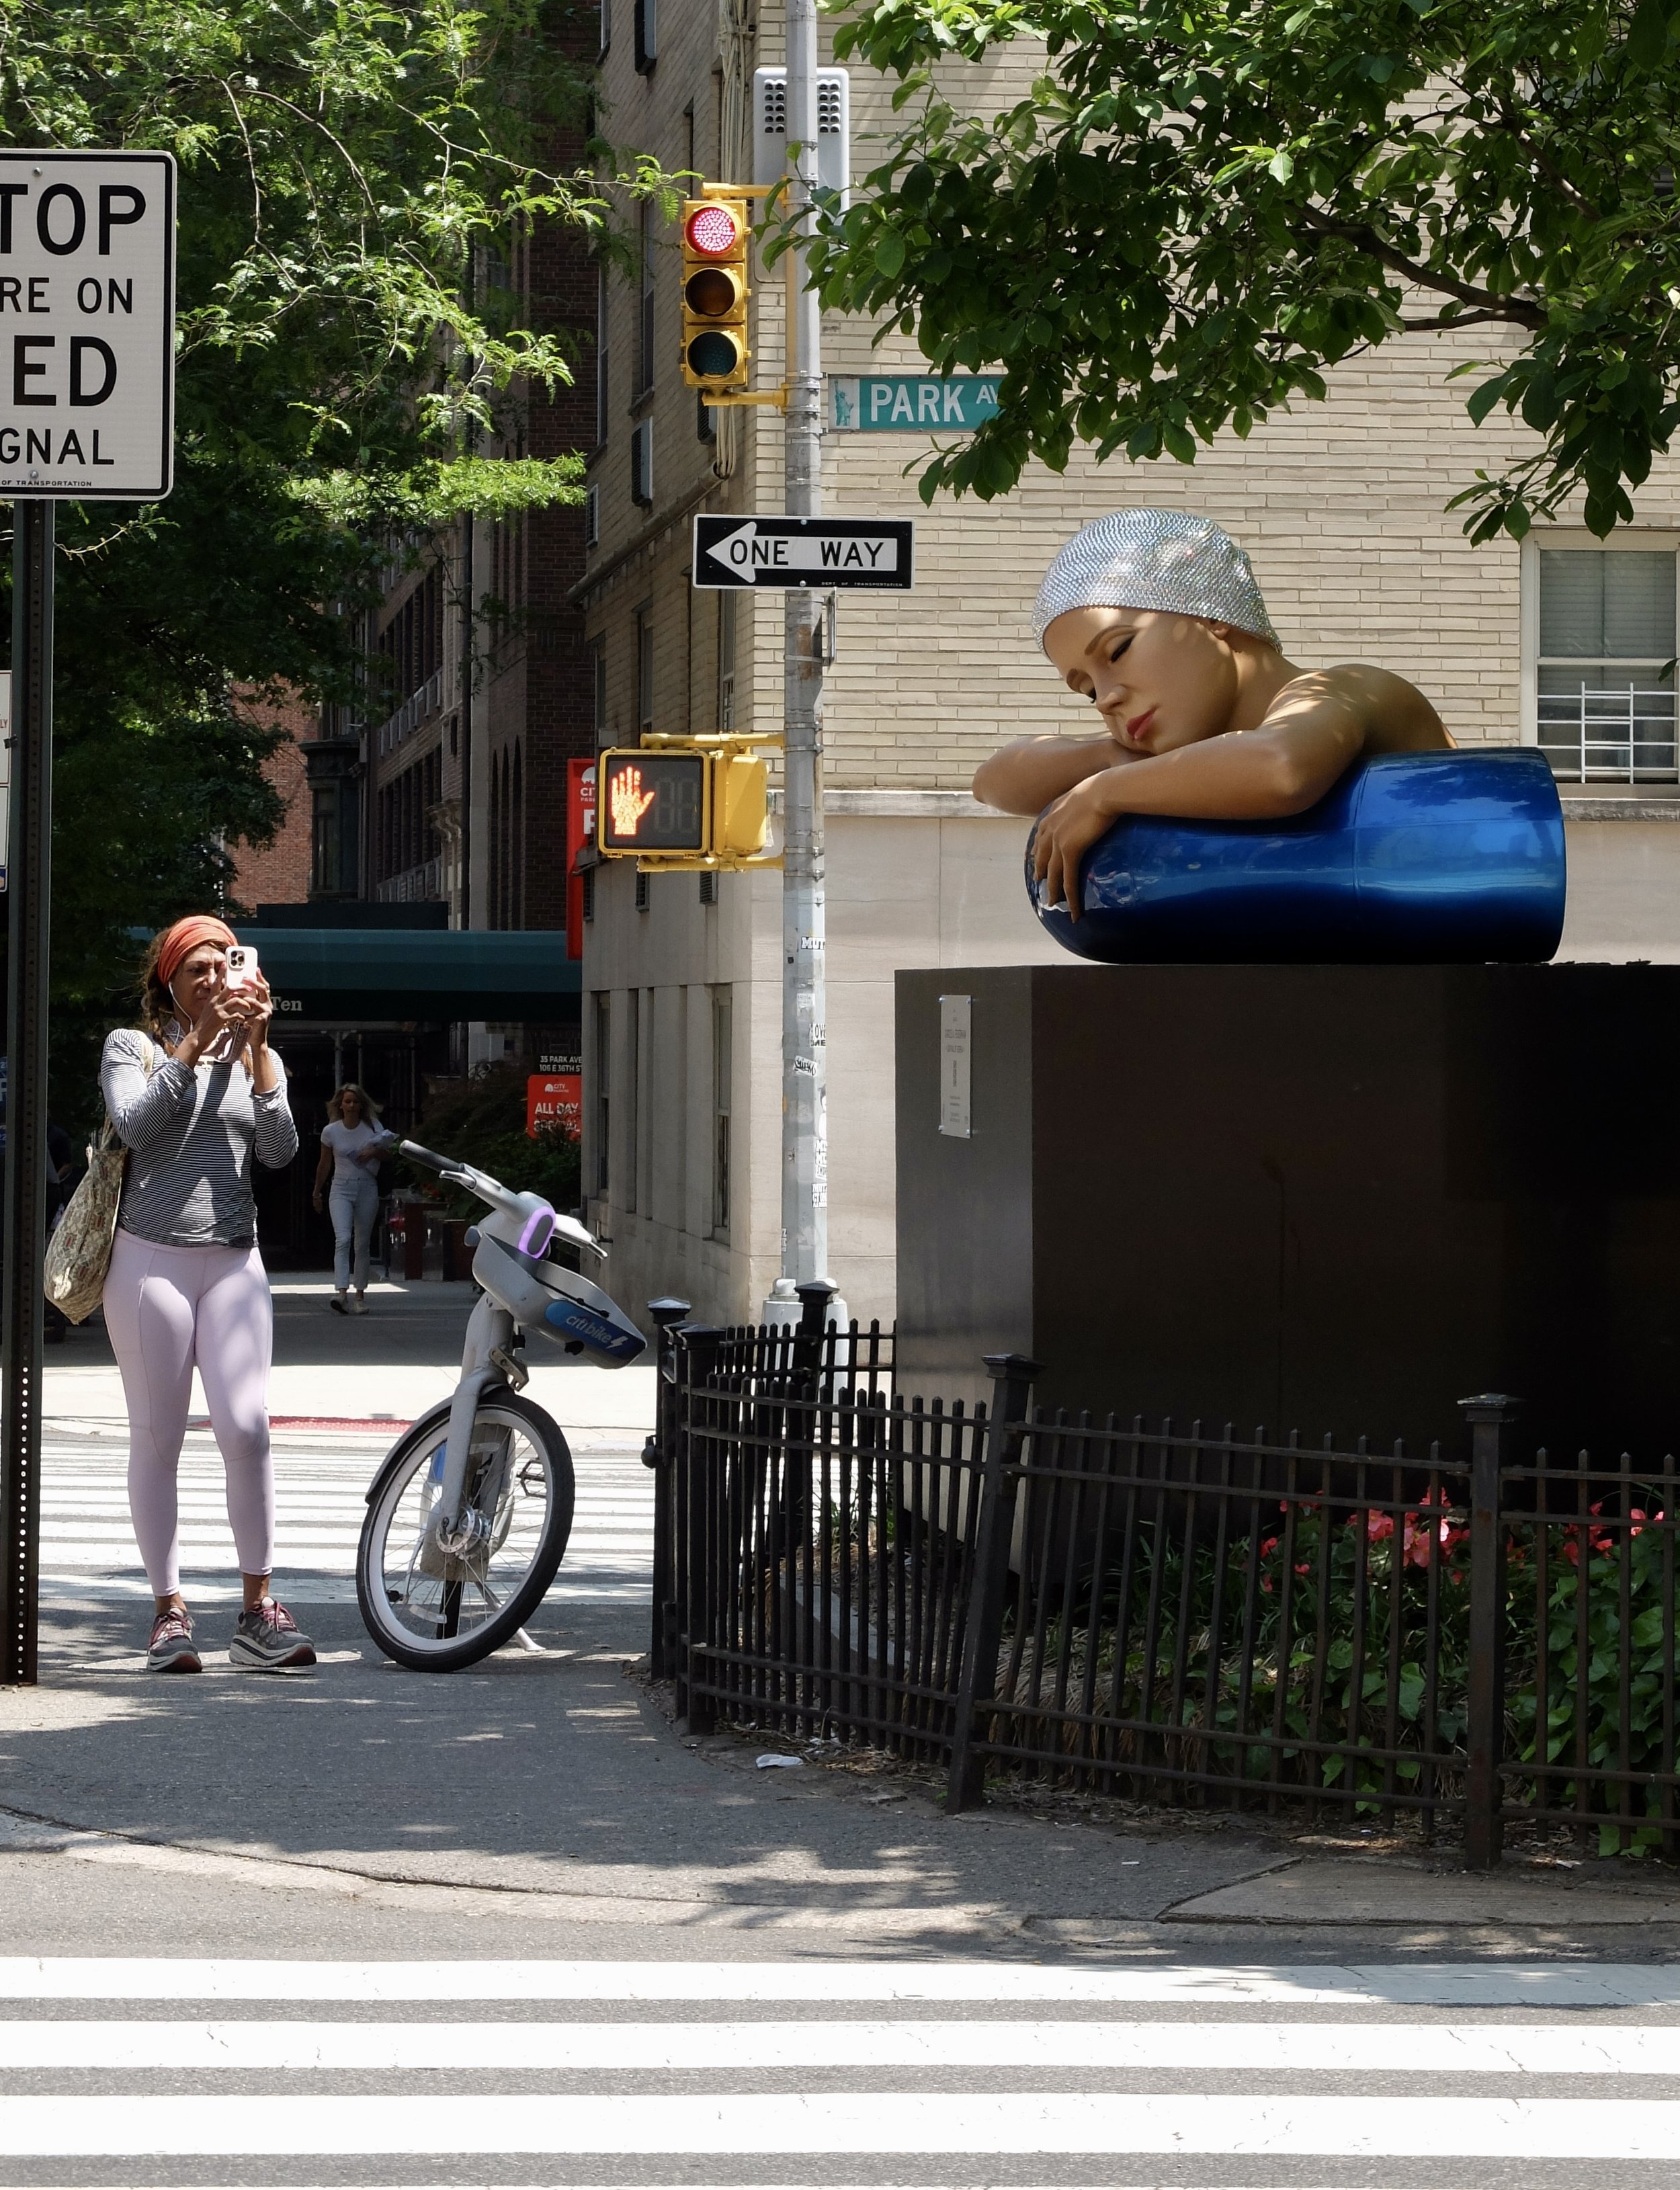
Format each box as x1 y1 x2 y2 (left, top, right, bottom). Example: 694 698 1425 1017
0 2018 1675 2072
1 2091 1678 2158
36 1436 653 1587
1 1959 1678 2005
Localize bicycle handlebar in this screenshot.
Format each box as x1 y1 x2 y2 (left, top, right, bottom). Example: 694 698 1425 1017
399 1140 462 1176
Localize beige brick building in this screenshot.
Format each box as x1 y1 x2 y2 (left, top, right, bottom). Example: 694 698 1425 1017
581 1 1680 1327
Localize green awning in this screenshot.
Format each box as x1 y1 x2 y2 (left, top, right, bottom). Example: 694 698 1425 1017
240 927 579 1023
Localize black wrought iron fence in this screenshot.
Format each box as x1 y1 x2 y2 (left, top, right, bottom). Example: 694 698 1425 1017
642 1290 1680 1864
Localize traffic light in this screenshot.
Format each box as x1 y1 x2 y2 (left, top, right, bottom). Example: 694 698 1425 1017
680 194 750 392
595 736 779 870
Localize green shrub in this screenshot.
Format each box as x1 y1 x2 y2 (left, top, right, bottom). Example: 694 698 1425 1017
399 1061 581 1218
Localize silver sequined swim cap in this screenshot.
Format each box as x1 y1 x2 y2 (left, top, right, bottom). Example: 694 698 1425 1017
1033 508 1279 650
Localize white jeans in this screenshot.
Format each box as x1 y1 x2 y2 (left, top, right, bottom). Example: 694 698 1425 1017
329 1169 380 1292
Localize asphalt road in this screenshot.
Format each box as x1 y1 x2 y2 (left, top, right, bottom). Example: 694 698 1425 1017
5 1281 1680 2189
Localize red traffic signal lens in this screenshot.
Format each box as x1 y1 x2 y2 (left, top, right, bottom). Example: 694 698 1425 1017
685 202 741 257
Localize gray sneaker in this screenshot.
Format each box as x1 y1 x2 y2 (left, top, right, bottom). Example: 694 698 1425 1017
147 1606 202 1674
230 1597 317 1671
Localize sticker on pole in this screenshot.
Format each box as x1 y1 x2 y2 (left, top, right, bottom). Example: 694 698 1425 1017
0 151 176 501
694 514 915 589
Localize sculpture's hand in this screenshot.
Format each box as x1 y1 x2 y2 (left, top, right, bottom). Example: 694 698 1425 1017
1032 773 1120 921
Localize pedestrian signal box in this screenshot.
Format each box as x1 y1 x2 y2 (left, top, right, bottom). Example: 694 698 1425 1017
680 194 751 392
595 735 781 872
599 751 708 853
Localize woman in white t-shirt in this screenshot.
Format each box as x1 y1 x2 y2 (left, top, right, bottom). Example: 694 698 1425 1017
312 1084 395 1314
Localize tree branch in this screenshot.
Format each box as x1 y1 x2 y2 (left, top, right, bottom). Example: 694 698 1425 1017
1298 207 1548 329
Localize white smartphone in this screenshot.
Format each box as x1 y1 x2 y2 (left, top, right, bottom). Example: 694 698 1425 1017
224 945 259 992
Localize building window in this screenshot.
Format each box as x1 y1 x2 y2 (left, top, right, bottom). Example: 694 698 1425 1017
717 590 736 730
1536 546 1677 782
595 265 610 446
634 0 656 72
599 0 610 57
697 390 715 446
634 870 650 911
711 987 732 1234
630 416 653 507
590 992 610 1197
591 638 607 744
489 750 500 925
623 989 640 1214
636 202 655 395
698 870 718 906
636 606 655 736
511 737 523 929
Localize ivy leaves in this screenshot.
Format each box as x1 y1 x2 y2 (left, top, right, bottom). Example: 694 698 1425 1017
812 0 1680 536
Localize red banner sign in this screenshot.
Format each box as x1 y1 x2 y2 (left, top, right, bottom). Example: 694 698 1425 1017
528 1073 581 1140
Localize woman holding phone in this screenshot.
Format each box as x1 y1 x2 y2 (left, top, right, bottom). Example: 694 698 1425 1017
312 1083 395 1313
101 915 313 1675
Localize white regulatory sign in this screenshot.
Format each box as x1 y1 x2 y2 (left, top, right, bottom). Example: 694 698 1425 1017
0 151 175 501
938 994 972 1139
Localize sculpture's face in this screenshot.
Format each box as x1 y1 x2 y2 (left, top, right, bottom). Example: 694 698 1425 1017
1042 605 1242 756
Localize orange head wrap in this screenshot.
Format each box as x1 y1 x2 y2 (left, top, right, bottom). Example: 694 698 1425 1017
155 915 237 992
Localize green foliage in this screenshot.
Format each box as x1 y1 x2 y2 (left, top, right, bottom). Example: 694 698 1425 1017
997 1487 1680 1852
810 0 1680 537
0 1 665 1107
405 1060 581 1216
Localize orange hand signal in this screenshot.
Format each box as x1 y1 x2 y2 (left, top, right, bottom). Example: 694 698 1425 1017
610 763 657 837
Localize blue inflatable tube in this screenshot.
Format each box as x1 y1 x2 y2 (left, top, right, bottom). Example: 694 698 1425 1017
1027 749 1566 965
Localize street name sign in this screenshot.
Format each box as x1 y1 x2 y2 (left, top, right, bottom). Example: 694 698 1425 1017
694 514 915 590
0 151 176 501
830 374 1001 433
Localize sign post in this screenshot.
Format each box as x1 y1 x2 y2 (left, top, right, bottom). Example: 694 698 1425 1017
0 151 174 1684
773 0 831 1332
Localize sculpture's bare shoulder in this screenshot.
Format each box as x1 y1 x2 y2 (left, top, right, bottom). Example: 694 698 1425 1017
1271 662 1455 756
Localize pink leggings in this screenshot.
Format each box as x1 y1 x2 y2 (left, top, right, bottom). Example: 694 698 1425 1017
104 1230 276 1595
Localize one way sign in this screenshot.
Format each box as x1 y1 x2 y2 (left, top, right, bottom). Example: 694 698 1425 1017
694 515 915 590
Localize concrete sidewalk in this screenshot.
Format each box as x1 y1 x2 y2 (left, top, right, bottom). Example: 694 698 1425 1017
8 1273 1680 1960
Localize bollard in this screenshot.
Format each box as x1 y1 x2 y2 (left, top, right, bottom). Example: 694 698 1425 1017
644 1298 690 1678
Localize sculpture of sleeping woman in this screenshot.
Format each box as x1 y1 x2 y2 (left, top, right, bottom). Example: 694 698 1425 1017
974 509 1456 920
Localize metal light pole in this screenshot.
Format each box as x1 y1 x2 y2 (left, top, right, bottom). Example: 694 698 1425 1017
765 0 837 1326
0 500 54 1683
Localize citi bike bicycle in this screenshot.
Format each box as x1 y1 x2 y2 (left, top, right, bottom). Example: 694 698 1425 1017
355 1139 645 1673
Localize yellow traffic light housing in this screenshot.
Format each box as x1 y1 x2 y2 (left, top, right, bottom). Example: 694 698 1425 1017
680 196 750 392
671 182 790 411
595 733 782 872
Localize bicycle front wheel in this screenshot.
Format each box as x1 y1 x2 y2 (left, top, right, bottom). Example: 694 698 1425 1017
355 1392 575 1671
